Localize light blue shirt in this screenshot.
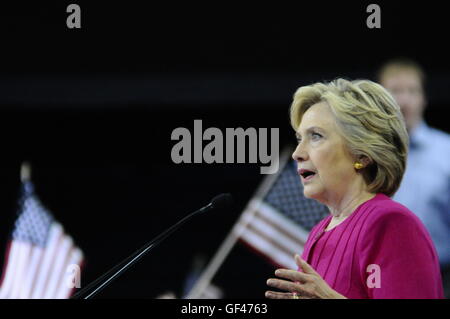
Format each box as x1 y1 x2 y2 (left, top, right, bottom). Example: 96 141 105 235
393 121 450 267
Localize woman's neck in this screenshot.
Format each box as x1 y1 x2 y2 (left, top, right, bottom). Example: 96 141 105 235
326 188 375 221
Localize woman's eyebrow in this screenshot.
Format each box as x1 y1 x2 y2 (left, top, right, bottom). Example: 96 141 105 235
297 126 324 136
306 126 324 132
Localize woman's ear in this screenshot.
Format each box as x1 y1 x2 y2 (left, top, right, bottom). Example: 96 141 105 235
359 155 372 167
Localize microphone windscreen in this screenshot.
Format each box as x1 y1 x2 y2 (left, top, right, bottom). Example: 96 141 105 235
211 193 233 209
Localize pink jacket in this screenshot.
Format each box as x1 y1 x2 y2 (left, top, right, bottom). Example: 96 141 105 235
301 193 444 298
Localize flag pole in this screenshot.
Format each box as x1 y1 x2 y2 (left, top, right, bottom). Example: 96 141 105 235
185 147 293 299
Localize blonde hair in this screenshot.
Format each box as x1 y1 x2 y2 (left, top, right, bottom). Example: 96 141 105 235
290 78 409 197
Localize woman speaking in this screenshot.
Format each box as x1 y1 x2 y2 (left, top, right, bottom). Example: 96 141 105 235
266 79 444 299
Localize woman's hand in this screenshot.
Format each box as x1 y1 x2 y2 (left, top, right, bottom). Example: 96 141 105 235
265 255 346 299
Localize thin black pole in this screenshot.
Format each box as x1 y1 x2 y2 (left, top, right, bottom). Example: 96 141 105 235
71 204 211 299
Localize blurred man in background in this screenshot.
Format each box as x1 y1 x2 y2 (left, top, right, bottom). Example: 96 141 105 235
378 58 450 298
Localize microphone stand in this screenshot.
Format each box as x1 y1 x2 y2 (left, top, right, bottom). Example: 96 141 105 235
71 203 212 299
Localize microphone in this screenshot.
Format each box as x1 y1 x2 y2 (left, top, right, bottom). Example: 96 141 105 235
211 193 233 210
71 193 233 299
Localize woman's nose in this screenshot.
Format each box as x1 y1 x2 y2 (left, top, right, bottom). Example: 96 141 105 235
292 143 307 162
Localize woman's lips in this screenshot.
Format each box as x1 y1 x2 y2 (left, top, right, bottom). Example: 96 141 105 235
298 168 317 182
301 173 316 182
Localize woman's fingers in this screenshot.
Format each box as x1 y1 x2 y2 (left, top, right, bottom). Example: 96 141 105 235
266 257 340 299
265 290 313 299
295 255 319 276
274 269 311 283
267 278 316 298
265 291 294 299
267 278 300 293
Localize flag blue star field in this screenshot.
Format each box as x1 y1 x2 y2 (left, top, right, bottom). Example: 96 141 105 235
0 180 84 299
234 147 329 269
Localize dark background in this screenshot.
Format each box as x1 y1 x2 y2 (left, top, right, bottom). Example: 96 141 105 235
0 1 448 298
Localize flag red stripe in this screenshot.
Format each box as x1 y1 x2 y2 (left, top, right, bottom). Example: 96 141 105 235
0 241 13 287
252 210 306 247
242 222 299 257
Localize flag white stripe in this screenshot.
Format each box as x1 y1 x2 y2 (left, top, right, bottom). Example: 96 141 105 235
1 180 84 299
239 213 304 255
255 200 311 243
31 223 64 299
18 246 44 299
10 242 32 298
0 241 21 298
241 199 309 243
237 225 297 269
55 248 83 299
44 235 73 299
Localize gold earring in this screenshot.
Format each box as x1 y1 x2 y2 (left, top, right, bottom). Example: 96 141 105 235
354 162 364 170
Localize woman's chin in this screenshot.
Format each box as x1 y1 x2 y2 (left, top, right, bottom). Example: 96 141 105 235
303 186 322 201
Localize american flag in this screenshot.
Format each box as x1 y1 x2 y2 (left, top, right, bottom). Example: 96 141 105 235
233 147 329 269
0 174 84 299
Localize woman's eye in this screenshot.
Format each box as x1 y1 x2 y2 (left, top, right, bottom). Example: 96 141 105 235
311 132 322 140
